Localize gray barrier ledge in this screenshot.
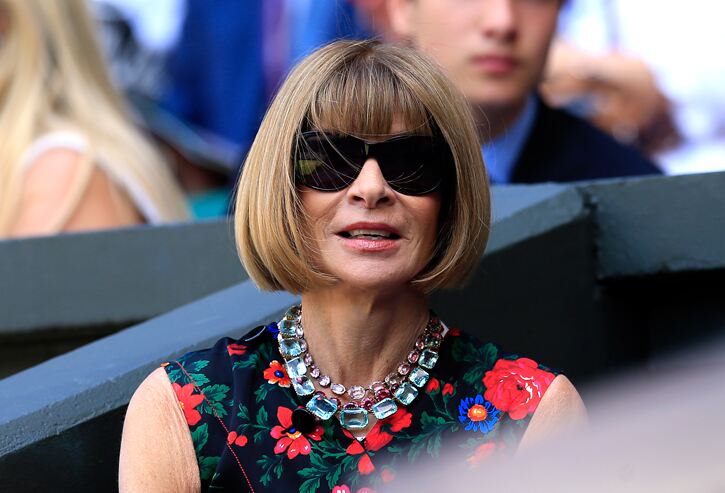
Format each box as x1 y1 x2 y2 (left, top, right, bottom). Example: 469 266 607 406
581 171 725 279
0 219 245 334
0 281 297 456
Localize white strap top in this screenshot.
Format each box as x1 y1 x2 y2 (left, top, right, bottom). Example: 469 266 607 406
21 131 163 223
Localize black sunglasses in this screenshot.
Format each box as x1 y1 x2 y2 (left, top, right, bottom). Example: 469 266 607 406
294 131 454 196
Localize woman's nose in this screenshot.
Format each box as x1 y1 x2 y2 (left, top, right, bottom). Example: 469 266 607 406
346 158 396 208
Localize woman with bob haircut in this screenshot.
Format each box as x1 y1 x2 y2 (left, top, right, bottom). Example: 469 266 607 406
120 40 585 492
0 0 188 238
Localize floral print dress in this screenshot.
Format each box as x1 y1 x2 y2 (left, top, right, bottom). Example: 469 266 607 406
163 320 558 492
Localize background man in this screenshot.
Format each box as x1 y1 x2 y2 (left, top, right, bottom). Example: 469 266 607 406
386 0 661 184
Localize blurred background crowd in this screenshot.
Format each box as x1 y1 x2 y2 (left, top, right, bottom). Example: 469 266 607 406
1 0 723 239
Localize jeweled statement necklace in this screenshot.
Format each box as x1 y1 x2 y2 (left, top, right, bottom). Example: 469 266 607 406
275 305 447 431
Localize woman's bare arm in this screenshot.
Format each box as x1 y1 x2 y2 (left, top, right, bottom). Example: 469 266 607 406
119 367 200 493
518 374 588 450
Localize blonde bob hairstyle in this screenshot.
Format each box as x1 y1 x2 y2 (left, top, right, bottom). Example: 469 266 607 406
0 0 188 235
235 40 490 294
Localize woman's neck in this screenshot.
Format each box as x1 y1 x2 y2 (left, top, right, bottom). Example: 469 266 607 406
300 285 430 388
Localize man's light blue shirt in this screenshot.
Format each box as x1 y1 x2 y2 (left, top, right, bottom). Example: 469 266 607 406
481 95 538 184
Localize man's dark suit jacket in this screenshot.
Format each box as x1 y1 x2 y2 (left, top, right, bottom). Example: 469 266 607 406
510 100 661 183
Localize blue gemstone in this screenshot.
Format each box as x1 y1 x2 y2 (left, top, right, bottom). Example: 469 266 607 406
292 376 315 396
306 394 338 420
372 398 398 420
278 337 302 357
285 357 307 379
340 406 369 430
393 382 419 406
278 318 297 337
418 349 439 370
408 367 430 388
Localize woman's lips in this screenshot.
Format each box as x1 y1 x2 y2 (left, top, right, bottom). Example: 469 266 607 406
337 235 401 252
471 55 518 75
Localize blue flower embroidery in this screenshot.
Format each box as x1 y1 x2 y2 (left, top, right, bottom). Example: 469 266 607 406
458 394 501 434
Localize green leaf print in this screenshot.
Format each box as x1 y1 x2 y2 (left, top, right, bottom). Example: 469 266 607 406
198 384 230 418
165 367 210 387
257 454 285 486
256 405 269 425
299 477 321 493
191 423 209 454
254 385 270 404
198 455 220 482
463 365 486 386
420 411 447 428
232 353 259 370
237 403 250 421
190 360 209 372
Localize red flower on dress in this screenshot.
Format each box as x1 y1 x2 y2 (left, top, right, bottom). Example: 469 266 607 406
172 383 204 426
227 431 248 447
425 377 440 393
384 408 412 433
270 406 324 459
381 467 395 483
344 408 411 476
483 358 555 420
227 343 247 356
448 328 461 337
466 442 498 467
442 382 455 395
332 487 376 493
264 360 291 387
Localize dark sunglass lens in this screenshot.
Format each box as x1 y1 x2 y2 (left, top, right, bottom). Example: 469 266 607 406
376 136 446 195
295 133 362 191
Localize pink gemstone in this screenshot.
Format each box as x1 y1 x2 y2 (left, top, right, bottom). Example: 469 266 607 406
330 397 342 408
385 373 401 386
319 375 331 387
375 388 391 400
371 381 386 394
408 350 420 363
415 340 425 350
362 398 374 410
397 363 411 376
304 353 313 365
310 367 321 378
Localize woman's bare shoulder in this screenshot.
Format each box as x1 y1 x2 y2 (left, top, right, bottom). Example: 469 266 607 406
119 367 200 493
518 374 588 450
9 147 142 237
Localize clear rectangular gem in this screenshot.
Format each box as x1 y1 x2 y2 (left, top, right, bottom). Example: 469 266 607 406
278 318 297 337
340 407 369 430
306 394 338 420
285 357 307 379
393 382 419 406
408 367 430 388
372 397 398 420
279 338 302 358
418 349 439 370
292 376 315 396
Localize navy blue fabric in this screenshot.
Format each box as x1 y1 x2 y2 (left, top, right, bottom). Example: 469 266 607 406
511 99 662 183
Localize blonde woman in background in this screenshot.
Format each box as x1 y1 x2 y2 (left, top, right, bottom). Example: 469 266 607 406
0 0 189 239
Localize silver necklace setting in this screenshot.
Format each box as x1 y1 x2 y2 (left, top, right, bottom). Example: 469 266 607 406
275 305 447 431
